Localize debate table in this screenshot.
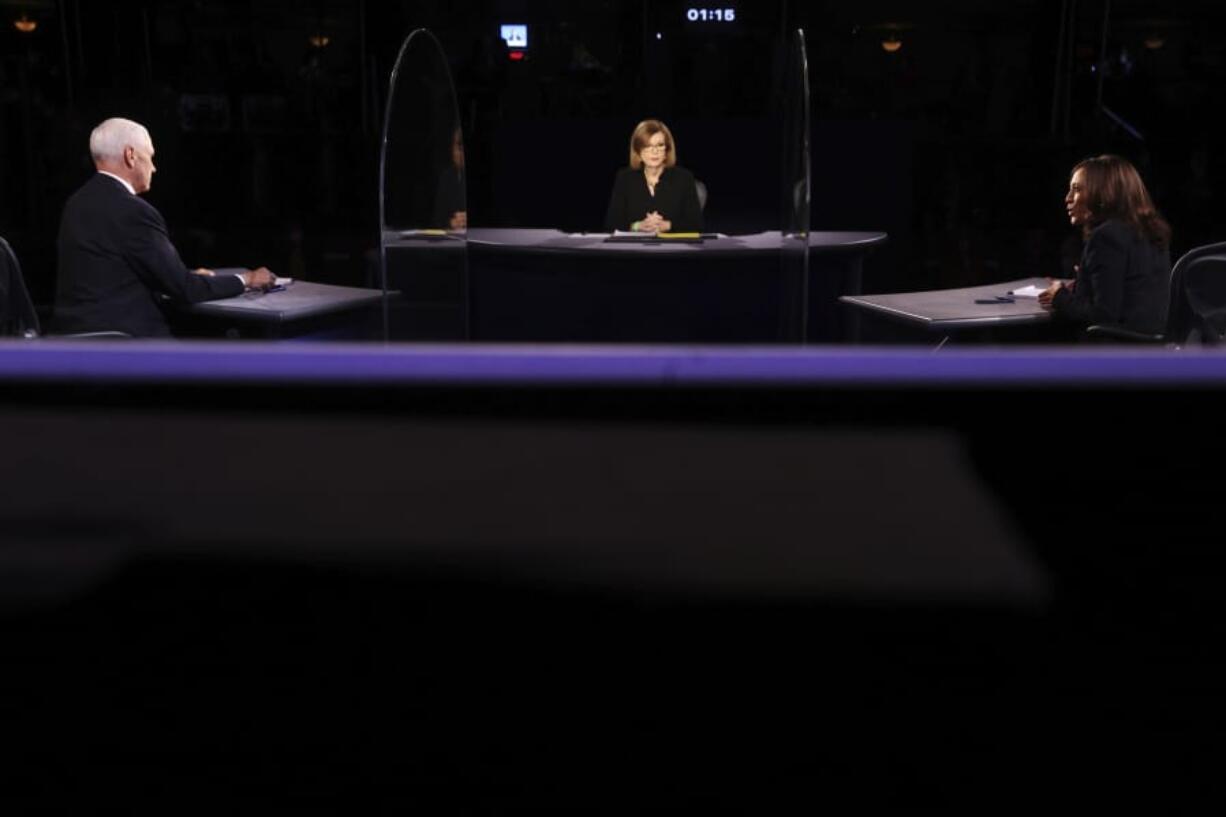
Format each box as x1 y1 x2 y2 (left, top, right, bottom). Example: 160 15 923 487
840 277 1054 343
458 228 887 343
178 281 385 339
464 228 885 257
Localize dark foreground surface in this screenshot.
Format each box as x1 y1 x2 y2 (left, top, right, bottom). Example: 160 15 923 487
2 343 1223 810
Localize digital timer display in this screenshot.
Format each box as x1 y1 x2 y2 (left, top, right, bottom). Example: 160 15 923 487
685 8 737 23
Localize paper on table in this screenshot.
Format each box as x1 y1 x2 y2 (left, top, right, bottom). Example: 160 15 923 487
609 230 704 240
1008 284 1045 298
214 268 292 285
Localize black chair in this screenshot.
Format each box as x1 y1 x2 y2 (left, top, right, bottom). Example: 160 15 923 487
0 235 130 340
1085 240 1226 346
694 179 708 214
1 236 41 337
1177 243 1226 344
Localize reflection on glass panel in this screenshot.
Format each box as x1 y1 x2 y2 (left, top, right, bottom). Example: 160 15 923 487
379 29 468 340
780 28 811 342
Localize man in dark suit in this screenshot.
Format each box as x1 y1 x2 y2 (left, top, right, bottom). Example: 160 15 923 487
54 117 276 337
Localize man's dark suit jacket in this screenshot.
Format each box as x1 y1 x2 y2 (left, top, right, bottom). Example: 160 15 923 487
54 173 245 337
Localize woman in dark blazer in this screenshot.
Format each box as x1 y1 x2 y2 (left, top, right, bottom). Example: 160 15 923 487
604 119 703 234
1039 154 1172 334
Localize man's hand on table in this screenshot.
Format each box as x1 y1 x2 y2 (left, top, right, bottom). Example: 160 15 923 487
242 267 277 291
193 266 276 291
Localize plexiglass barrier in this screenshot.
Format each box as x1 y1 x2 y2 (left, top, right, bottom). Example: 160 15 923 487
780 29 811 342
369 24 839 345
379 29 468 340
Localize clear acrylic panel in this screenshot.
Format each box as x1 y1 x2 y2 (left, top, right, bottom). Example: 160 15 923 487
779 29 811 342
379 29 468 341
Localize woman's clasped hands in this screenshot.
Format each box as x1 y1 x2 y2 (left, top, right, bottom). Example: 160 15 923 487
635 211 672 233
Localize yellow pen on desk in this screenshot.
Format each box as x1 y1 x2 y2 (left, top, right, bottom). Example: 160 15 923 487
657 232 701 239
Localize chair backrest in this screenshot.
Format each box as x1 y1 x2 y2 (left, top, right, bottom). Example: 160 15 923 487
0 236 41 338
694 179 708 213
1166 240 1226 346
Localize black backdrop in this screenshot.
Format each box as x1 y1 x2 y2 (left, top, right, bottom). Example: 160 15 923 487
1 0 1223 309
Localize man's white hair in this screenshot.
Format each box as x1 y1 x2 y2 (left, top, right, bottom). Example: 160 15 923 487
89 118 152 163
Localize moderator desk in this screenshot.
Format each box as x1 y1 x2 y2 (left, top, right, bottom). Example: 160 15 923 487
178 281 385 339
840 277 1054 343
466 229 886 257
462 229 887 343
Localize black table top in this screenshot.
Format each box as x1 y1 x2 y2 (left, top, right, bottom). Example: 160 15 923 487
383 228 887 258
840 277 1053 329
185 281 384 324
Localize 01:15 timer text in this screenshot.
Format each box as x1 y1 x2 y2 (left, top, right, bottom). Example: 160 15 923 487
686 8 736 22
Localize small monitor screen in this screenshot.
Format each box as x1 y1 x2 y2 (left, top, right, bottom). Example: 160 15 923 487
500 25 528 49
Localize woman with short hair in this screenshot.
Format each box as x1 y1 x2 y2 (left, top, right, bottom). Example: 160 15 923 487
603 119 703 234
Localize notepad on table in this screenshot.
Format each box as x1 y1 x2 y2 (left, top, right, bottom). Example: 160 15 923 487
605 230 704 243
1008 284 1045 298
605 231 656 242
396 229 457 241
